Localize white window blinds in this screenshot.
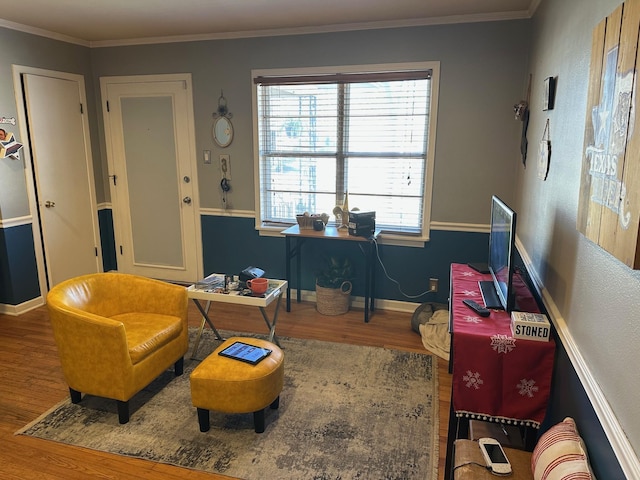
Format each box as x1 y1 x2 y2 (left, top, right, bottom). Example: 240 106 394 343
255 68 433 235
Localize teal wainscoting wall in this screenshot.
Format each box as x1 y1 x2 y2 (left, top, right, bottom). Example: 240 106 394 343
98 208 117 272
0 223 40 305
1 213 488 307
201 215 488 306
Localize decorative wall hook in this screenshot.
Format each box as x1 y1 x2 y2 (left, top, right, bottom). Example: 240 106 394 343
213 90 233 119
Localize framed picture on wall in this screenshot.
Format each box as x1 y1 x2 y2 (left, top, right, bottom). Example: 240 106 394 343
543 76 556 111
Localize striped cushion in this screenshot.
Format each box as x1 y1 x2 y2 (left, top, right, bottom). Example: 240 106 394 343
531 417 594 480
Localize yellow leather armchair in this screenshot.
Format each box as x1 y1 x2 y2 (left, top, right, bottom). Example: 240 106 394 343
46 272 189 424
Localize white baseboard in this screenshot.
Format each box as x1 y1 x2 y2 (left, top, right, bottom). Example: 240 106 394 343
516 239 640 480
289 289 422 314
0 296 45 316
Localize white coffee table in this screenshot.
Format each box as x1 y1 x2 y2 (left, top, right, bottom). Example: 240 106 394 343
187 277 287 358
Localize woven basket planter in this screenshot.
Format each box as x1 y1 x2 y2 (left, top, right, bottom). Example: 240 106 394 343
315 281 352 316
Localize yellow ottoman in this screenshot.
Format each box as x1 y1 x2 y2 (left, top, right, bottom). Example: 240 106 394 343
190 337 284 433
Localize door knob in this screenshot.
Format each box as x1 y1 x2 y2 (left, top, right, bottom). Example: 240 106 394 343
183 176 191 183
44 201 56 208
183 196 192 205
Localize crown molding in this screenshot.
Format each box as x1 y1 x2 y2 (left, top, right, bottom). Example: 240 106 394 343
1 10 532 48
529 0 543 16
0 18 88 46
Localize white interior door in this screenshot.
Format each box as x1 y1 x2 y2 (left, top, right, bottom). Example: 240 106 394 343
101 75 201 283
23 72 102 288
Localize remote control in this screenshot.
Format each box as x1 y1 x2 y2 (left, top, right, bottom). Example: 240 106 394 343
463 299 490 317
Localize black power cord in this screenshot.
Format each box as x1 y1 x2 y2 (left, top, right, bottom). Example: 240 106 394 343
370 236 436 299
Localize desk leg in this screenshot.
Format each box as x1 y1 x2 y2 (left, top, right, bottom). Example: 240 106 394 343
363 239 377 323
370 241 376 314
285 236 291 312
364 245 371 323
259 294 282 348
296 238 301 303
444 397 469 480
190 299 224 359
444 398 457 480
191 316 207 360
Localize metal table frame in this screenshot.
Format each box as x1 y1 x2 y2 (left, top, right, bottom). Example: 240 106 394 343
187 278 286 359
282 225 379 322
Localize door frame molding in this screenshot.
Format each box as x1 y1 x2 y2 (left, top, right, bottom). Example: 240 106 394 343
100 73 203 282
12 65 101 301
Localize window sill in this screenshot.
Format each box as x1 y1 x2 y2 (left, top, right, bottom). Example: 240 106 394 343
257 224 429 247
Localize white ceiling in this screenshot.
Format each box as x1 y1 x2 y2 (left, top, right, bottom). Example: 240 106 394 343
0 0 539 47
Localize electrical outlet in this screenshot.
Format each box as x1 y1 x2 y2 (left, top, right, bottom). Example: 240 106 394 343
429 278 439 293
220 154 231 180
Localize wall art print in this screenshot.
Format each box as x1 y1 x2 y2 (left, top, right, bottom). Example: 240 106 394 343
578 0 640 268
0 117 23 159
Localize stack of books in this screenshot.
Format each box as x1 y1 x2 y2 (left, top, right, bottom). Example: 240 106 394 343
195 273 225 291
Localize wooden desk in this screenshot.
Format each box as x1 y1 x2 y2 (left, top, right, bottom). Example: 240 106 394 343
282 225 380 322
444 263 555 479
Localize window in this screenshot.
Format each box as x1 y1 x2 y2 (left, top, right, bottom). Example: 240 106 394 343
252 63 439 239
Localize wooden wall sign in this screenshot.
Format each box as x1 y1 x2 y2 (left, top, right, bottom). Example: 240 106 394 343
578 0 640 268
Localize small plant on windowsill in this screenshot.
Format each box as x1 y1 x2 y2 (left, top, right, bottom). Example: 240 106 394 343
315 256 354 315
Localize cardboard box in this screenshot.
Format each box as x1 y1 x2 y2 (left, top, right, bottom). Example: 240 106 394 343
510 311 551 342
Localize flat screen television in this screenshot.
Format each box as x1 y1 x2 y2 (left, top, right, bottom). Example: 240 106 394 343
479 195 517 312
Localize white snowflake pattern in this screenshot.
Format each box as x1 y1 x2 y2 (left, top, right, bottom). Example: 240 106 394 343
517 379 539 398
490 334 516 354
461 271 475 277
463 314 483 324
463 370 484 390
462 290 477 296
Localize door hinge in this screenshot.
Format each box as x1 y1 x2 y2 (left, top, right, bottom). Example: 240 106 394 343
106 100 110 112
120 245 123 255
80 103 84 114
95 247 98 256
109 174 117 185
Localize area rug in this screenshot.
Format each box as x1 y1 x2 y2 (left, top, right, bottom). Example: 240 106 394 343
17 329 439 480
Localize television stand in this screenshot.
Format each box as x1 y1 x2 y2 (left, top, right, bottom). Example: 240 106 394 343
479 280 502 309
445 264 556 480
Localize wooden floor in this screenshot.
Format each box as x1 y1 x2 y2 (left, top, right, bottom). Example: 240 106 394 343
0 300 451 479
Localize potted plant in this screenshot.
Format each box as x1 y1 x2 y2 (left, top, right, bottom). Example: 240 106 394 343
315 256 354 315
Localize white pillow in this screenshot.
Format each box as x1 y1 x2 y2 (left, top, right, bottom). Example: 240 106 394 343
531 417 594 480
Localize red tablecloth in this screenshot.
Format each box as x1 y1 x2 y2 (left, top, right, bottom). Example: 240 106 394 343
451 263 555 428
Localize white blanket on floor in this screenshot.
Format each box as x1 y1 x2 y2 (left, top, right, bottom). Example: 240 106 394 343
419 309 450 361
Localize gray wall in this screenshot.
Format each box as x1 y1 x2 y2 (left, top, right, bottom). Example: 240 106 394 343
523 0 640 459
0 29 99 219
0 18 530 309
89 21 529 223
